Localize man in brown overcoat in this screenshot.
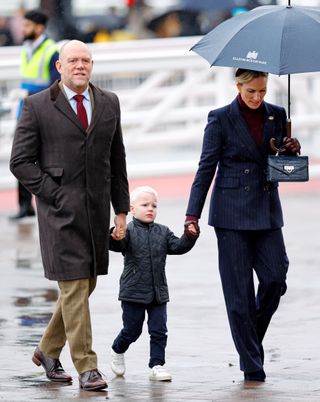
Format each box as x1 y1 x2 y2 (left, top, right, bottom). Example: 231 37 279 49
10 40 130 391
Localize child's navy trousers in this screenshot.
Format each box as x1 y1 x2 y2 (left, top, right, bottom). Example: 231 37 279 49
112 300 168 368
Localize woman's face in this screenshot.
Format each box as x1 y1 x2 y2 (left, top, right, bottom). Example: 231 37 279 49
237 76 268 109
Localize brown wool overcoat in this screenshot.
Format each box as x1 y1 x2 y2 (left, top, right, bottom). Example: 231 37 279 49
10 81 130 281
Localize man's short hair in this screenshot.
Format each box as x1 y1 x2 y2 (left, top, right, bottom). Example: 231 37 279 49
24 9 48 26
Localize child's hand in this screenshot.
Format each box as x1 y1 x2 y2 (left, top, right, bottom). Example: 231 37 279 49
184 221 200 240
111 227 125 240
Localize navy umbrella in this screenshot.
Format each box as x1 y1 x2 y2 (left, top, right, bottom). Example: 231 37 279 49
191 2 320 136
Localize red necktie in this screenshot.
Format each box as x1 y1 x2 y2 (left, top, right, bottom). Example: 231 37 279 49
73 94 88 129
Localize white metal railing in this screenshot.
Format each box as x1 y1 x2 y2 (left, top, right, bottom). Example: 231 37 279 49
0 37 320 189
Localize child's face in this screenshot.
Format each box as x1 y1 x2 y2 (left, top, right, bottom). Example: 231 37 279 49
131 192 157 223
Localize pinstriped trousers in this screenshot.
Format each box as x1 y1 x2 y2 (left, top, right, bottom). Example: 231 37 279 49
215 228 289 374
39 278 97 374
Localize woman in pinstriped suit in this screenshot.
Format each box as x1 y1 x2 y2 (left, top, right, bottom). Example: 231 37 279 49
185 69 301 382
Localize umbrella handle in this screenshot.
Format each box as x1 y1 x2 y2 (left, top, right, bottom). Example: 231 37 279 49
270 138 285 154
286 118 291 138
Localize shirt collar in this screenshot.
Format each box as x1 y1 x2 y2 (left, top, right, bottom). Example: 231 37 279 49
24 33 47 53
63 84 90 102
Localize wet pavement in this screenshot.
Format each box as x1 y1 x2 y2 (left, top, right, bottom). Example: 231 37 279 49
0 184 320 402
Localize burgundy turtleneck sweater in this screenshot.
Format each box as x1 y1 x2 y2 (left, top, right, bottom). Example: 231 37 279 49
237 93 265 147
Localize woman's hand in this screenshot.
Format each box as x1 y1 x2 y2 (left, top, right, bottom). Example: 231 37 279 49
283 137 301 154
184 220 200 240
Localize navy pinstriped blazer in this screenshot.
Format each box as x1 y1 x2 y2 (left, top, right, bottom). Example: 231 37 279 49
186 97 287 230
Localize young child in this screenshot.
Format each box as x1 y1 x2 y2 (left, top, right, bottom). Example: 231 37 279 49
109 186 199 381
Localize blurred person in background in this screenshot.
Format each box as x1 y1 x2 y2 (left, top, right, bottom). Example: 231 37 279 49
0 16 14 46
10 9 60 220
8 6 26 45
146 9 201 38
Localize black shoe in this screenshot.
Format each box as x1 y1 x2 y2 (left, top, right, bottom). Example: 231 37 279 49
244 369 266 382
9 207 35 220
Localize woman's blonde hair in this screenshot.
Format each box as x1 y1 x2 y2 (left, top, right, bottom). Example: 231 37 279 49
235 68 268 85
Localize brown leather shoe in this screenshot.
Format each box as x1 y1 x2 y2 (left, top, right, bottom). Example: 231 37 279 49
79 369 107 391
32 347 72 382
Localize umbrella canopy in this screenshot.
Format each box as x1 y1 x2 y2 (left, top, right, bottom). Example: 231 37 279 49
191 5 320 75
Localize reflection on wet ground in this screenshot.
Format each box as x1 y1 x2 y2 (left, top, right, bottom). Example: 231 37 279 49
1 195 320 401
18 313 52 327
14 288 58 306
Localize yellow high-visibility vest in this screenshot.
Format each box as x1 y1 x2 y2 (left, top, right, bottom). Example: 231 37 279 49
20 38 58 90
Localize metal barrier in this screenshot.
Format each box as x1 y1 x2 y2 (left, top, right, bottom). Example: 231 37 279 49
0 37 320 189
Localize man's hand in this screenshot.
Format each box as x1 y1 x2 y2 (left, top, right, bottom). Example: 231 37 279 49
283 137 301 154
113 213 127 240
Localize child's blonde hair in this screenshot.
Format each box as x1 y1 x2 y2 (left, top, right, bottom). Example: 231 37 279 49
130 186 158 204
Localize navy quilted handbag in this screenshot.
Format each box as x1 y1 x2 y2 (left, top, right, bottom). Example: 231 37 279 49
266 155 309 182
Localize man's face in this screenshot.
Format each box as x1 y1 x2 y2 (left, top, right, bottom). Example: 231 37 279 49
56 41 93 94
22 19 40 41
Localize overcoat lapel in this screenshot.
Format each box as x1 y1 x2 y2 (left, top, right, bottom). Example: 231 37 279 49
50 81 85 132
87 83 107 135
50 81 110 134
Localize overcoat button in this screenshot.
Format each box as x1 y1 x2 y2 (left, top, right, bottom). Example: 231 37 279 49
244 186 250 191
244 169 250 174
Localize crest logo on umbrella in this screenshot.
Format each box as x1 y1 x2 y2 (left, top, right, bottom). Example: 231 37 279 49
246 51 258 60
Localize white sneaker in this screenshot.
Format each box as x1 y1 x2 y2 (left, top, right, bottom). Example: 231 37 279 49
149 365 172 381
110 348 125 376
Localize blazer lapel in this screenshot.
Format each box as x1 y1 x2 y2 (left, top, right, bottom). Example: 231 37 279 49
261 103 281 152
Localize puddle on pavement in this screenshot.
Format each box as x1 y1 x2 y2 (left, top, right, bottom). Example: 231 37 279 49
12 288 58 328
4 288 59 347
18 312 52 327
14 375 73 388
13 288 59 306
79 389 108 399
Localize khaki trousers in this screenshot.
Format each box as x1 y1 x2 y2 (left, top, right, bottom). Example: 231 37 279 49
39 278 97 374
